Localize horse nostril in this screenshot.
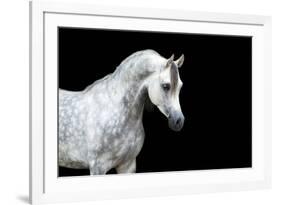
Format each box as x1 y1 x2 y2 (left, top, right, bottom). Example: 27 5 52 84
176 118 181 125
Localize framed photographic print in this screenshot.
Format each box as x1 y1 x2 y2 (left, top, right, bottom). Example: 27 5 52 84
29 1 272 204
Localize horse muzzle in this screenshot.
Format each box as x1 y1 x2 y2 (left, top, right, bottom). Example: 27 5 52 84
168 111 185 131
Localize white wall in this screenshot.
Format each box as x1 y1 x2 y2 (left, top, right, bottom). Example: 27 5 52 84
0 0 280 204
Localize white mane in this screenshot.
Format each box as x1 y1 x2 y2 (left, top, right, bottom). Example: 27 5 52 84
115 49 163 76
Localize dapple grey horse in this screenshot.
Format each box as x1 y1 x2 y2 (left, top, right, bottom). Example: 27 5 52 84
59 50 185 175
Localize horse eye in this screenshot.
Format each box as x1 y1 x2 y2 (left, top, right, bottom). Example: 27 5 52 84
162 83 171 91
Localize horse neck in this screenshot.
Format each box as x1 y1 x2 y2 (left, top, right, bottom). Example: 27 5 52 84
85 52 159 118
106 57 156 117
112 63 150 106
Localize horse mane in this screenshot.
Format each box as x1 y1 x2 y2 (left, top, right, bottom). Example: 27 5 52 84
84 50 161 92
119 49 160 67
114 49 161 79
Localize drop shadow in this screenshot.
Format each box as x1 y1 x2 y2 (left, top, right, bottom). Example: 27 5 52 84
16 195 29 204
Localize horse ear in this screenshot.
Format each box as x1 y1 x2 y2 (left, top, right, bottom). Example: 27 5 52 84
166 54 174 68
175 54 184 68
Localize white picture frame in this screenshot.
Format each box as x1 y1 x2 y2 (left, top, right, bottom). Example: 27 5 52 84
29 1 272 204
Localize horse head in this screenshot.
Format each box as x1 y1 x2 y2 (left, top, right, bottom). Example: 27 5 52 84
147 54 185 131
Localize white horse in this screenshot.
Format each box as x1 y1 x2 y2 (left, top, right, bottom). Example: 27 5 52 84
59 50 185 175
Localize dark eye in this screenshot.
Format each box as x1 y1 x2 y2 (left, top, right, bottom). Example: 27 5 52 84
162 83 171 91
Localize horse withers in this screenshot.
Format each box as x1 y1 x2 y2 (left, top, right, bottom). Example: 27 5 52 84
59 50 185 175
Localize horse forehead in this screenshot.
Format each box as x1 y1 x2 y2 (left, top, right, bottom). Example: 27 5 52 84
159 63 180 84
170 62 179 89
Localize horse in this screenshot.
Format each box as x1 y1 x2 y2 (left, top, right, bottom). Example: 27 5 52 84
58 49 185 175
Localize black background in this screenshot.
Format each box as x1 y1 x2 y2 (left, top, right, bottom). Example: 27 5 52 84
58 27 252 176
